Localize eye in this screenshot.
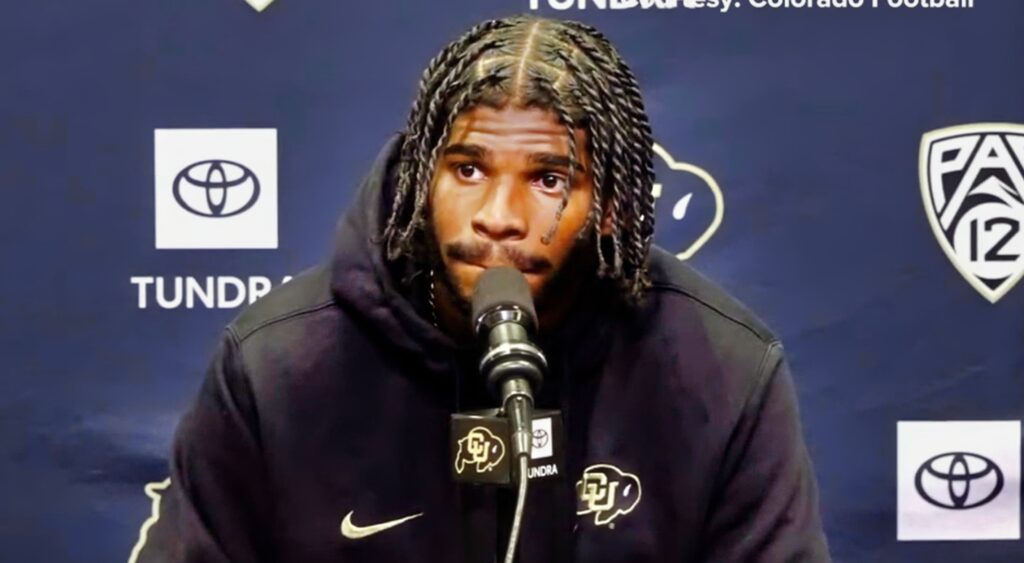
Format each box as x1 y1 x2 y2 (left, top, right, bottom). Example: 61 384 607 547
533 172 568 194
454 163 484 182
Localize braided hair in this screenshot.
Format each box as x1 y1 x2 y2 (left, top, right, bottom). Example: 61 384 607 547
381 14 657 304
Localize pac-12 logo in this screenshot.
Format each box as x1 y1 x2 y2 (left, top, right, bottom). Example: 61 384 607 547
576 464 642 527
454 426 506 475
919 124 1024 303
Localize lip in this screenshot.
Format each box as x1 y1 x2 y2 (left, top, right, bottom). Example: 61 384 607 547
457 259 541 276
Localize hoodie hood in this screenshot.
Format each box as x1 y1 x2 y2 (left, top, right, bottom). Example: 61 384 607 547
329 133 458 374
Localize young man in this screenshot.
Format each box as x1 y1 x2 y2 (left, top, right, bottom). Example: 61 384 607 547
133 15 831 562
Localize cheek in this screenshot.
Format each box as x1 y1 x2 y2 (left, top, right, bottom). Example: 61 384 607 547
429 181 479 294
543 190 593 255
429 180 461 241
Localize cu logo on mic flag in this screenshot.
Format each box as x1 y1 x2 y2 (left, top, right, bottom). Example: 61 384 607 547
454 426 507 476
451 410 564 485
451 415 512 484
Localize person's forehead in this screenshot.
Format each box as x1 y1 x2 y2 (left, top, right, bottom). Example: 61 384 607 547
447 105 586 153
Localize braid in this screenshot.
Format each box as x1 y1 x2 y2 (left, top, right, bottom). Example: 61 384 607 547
557 24 655 295
550 48 615 275
384 15 657 304
400 38 508 244
555 29 636 253
384 19 512 259
562 21 656 293
532 74 578 246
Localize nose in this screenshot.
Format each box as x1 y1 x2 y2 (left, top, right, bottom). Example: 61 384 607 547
471 180 528 242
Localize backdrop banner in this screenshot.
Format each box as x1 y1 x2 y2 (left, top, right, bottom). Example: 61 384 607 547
1 1 1021 561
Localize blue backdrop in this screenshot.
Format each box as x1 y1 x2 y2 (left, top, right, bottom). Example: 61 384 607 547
2 0 1022 561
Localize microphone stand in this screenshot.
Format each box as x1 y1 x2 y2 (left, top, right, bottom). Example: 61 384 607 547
470 267 549 563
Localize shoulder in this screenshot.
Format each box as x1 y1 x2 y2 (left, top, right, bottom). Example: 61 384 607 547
226 262 336 344
635 246 785 403
644 245 779 348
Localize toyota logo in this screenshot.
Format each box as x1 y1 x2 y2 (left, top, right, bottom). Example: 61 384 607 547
914 452 1004 510
173 159 260 218
532 428 549 450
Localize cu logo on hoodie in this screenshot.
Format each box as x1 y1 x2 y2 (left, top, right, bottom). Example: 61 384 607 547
454 426 506 475
576 464 642 527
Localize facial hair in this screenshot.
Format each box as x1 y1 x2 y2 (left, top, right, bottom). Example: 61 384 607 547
425 222 598 324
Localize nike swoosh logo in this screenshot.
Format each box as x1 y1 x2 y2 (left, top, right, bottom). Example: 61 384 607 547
340 510 423 539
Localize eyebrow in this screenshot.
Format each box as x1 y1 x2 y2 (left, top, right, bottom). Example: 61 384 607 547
442 143 586 174
442 143 488 160
529 152 586 174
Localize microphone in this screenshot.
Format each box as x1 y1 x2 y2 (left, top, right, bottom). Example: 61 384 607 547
471 267 548 464
471 267 548 563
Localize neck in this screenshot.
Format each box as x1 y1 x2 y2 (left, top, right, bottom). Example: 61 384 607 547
432 272 474 345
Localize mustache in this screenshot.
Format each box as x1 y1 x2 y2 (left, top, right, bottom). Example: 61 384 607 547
443 240 552 273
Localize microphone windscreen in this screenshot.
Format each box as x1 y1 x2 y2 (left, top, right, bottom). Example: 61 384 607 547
471 267 537 329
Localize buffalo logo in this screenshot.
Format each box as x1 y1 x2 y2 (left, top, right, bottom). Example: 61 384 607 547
652 143 724 261
920 124 1024 303
915 452 1004 510
576 464 642 527
173 159 261 218
454 426 506 475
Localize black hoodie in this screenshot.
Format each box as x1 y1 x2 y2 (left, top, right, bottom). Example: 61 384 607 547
132 133 831 562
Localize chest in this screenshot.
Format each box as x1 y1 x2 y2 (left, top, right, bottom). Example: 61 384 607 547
261 348 725 562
